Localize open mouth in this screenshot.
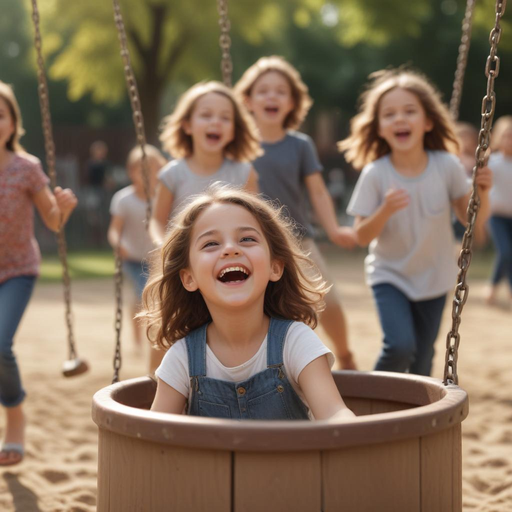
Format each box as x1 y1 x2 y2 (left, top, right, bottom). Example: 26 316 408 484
394 130 411 139
206 133 221 142
264 106 279 114
217 266 250 283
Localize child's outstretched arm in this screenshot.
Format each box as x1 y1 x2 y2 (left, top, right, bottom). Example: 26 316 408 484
149 184 174 246
451 166 492 247
107 215 131 259
151 378 187 415
305 173 357 249
33 186 78 232
354 188 409 246
298 355 355 420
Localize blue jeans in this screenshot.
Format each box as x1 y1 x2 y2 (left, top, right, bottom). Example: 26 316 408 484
0 275 36 407
372 283 447 376
122 260 149 300
489 215 512 288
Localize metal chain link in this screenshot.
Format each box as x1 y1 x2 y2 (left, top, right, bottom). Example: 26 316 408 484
30 0 79 363
111 0 153 383
450 0 477 119
112 249 124 384
217 0 233 87
444 0 507 386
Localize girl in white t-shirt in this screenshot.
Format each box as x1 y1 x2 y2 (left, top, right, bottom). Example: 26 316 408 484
338 69 492 376
486 116 512 306
150 82 261 246
142 185 354 421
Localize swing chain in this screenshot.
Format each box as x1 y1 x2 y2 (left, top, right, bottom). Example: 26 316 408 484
112 0 152 227
30 0 78 362
112 249 124 384
444 0 506 386
450 0 476 120
217 0 233 87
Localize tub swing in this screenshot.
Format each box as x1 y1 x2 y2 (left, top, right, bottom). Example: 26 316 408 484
26 0 498 507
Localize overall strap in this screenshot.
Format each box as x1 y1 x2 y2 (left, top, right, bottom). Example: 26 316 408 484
267 318 294 368
185 324 208 377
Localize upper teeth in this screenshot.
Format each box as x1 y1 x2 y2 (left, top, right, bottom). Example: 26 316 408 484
219 267 248 278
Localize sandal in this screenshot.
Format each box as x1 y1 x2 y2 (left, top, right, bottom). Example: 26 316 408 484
0 443 24 466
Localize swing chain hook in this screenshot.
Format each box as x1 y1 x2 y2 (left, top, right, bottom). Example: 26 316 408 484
450 0 476 120
444 0 507 386
217 0 233 87
30 0 79 365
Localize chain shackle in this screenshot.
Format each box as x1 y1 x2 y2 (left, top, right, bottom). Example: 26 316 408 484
444 0 507 386
217 0 233 87
450 0 476 120
30 0 80 364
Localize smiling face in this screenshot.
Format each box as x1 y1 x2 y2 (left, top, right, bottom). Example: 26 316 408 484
246 71 295 129
180 203 283 312
377 87 433 155
183 92 235 157
0 97 15 151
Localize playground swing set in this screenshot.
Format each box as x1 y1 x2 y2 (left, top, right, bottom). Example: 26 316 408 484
27 0 507 510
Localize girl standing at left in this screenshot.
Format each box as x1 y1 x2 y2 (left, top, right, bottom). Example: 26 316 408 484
0 81 78 465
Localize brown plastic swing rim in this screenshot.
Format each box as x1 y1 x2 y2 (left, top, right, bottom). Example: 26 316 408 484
92 371 468 452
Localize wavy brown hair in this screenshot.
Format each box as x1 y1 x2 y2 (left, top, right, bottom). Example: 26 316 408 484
338 69 459 170
141 184 329 349
234 56 313 130
159 81 261 162
0 81 25 152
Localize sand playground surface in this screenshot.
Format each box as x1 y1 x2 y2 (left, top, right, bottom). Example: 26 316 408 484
0 252 511 511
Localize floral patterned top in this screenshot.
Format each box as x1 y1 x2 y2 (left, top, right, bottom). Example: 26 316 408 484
0 153 49 284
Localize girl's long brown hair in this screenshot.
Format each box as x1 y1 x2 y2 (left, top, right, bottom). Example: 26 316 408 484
338 69 459 170
160 81 261 162
0 81 25 152
141 185 329 349
234 56 313 131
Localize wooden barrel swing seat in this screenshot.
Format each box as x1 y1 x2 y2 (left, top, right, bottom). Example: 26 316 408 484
92 371 467 512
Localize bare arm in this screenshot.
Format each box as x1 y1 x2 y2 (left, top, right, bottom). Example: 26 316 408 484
354 188 410 246
298 355 355 420
151 378 187 415
305 173 357 249
451 166 492 247
32 186 77 232
244 167 259 194
149 184 174 246
107 215 131 259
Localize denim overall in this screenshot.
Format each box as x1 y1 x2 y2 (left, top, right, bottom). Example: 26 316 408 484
185 318 310 420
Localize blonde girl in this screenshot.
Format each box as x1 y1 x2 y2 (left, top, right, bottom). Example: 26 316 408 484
235 56 357 370
339 69 492 376
0 81 77 465
108 144 167 368
486 116 512 305
144 185 354 421
150 81 261 246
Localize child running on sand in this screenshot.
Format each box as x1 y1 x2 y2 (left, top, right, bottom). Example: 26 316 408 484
145 185 355 421
339 69 492 376
0 81 78 465
235 56 357 370
108 144 167 371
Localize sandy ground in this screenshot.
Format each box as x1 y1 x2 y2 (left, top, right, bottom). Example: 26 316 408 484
0 251 510 511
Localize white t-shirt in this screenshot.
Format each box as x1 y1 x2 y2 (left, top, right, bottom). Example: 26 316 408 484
155 321 334 418
109 185 154 261
488 152 512 217
347 151 470 300
158 158 252 218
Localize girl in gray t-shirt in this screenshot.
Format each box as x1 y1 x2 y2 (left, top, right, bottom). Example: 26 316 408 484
339 68 493 376
150 82 261 246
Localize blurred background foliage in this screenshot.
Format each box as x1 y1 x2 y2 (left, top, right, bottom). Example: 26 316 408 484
1 0 511 160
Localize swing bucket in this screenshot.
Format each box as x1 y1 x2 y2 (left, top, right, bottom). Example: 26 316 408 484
92 371 467 512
